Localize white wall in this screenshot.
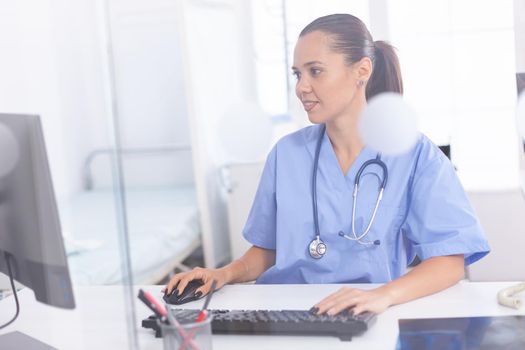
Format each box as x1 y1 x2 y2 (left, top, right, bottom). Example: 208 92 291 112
224 163 264 260
515 0 525 192
0 0 112 202
0 0 225 276
106 0 191 149
514 0 525 73
387 0 519 191
92 0 195 189
0 0 111 291
176 0 264 267
0 0 194 199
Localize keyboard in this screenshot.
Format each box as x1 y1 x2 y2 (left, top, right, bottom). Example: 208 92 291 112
142 309 376 341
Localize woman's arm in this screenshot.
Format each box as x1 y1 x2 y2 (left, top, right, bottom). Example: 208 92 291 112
378 254 464 306
224 245 276 284
314 254 464 315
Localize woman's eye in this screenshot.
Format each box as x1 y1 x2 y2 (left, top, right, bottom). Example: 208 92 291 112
292 71 301 80
311 68 321 76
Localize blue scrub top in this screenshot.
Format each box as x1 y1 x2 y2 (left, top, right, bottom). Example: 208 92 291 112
243 124 490 284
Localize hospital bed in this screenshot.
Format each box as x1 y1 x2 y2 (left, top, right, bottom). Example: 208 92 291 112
61 146 201 285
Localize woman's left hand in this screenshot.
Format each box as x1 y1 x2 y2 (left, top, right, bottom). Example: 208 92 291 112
312 286 394 315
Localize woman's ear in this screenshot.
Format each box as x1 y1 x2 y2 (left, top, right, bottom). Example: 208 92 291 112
355 56 373 82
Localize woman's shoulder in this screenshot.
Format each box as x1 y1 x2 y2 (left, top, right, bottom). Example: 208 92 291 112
274 124 321 150
392 133 453 181
411 133 450 165
261 125 319 176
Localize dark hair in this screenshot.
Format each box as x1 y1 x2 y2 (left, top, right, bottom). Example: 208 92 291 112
299 14 403 100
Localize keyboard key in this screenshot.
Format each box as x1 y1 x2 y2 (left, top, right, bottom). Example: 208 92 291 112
149 309 376 341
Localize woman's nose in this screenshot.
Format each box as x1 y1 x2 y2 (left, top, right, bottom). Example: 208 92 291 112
296 77 312 96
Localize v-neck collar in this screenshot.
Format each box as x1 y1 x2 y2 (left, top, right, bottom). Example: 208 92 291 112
304 124 376 191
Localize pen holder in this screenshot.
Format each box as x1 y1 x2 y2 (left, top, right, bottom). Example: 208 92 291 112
158 315 213 350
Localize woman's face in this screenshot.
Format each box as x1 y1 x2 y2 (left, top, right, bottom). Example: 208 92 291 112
293 31 363 124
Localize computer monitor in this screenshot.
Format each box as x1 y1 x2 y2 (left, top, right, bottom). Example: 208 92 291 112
0 113 75 347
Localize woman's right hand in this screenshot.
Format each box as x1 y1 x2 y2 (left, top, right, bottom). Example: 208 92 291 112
163 267 230 298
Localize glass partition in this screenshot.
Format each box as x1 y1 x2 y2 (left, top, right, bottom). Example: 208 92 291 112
3 1 521 348
0 0 140 348
102 0 201 348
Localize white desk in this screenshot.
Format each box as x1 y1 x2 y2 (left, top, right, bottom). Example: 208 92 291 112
1 282 524 349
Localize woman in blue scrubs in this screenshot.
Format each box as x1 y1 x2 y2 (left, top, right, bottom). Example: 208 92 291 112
165 14 490 315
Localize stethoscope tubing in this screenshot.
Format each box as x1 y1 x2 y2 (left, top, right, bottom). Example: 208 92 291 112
311 124 325 240
311 124 388 255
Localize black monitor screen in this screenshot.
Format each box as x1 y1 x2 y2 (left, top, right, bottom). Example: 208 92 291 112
0 114 74 309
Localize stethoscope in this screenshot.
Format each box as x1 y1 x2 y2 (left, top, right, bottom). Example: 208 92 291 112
309 124 389 259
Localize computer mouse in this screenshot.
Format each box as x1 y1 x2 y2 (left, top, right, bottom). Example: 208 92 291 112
163 279 205 305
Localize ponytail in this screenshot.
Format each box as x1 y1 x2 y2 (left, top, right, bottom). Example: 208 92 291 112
366 41 403 100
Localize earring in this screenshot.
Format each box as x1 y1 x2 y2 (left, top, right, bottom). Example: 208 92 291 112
357 80 365 87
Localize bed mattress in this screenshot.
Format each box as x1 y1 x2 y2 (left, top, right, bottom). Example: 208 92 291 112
60 186 200 285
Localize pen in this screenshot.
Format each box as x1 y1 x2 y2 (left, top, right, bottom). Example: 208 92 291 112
196 280 217 323
138 289 168 322
177 281 218 350
138 289 200 350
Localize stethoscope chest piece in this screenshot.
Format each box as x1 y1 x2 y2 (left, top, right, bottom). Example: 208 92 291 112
308 124 389 259
309 236 327 259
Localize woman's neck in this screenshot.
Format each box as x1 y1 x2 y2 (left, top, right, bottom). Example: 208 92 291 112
325 98 366 154
324 99 366 175
326 120 363 155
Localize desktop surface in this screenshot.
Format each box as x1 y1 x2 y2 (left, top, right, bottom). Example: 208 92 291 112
0 282 524 350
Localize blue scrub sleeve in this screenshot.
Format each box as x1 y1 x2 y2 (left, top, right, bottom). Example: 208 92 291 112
403 153 490 266
242 146 277 250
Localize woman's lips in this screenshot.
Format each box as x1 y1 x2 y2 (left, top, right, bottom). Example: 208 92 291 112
302 101 318 112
